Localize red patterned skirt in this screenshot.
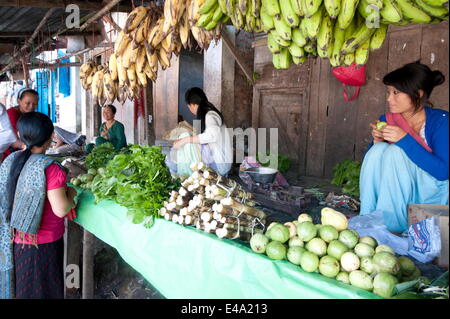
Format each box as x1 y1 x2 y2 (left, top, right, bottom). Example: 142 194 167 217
13 237 64 299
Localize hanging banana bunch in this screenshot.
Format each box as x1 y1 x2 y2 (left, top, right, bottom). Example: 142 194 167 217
196 0 448 70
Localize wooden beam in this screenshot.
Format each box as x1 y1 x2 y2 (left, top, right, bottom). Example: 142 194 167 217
23 8 57 52
28 62 82 69
82 230 95 299
0 0 132 12
221 31 255 86
0 31 102 38
79 0 125 31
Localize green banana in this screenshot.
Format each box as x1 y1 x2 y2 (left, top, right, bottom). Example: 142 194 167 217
341 23 376 54
279 48 292 69
343 52 355 66
270 29 292 47
274 15 293 40
252 0 261 18
218 0 228 14
395 0 432 24
299 17 311 39
429 18 442 24
355 38 370 65
281 0 301 27
196 6 217 27
305 6 324 39
380 0 403 24
304 0 324 17
317 13 334 58
292 56 307 65
291 0 305 16
272 52 281 69
415 0 449 19
212 4 224 22
204 19 219 30
238 0 247 14
369 23 388 51
199 0 219 14
292 27 308 46
324 0 342 19
235 10 245 29
421 0 448 6
337 0 360 29
303 42 318 55
289 42 305 58
331 23 346 66
262 0 281 16
268 32 282 53
261 6 276 32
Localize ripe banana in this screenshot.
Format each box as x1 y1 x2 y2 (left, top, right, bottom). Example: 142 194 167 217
103 71 116 104
324 0 341 19
304 0 325 18
380 0 403 24
115 30 132 57
355 38 370 65
262 0 281 17
92 69 104 106
414 0 449 19
109 54 118 81
280 0 300 27
395 0 432 24
292 28 307 47
136 47 147 74
369 23 388 51
317 13 334 58
133 16 150 48
116 56 128 87
337 0 360 29
274 15 292 40
124 6 149 34
179 14 190 48
341 22 376 54
127 64 138 90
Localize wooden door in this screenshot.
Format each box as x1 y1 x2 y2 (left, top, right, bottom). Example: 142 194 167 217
252 87 309 175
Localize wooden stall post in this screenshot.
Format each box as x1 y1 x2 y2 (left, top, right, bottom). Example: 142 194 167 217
82 229 95 299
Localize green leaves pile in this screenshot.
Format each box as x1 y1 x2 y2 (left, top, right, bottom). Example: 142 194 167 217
331 159 362 197
89 145 180 227
85 142 120 169
257 151 292 173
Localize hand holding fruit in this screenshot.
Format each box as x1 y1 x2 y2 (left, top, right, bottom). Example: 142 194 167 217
369 121 385 143
381 125 407 143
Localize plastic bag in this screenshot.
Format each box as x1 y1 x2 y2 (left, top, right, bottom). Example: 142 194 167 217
406 216 441 264
348 211 409 256
0 103 17 153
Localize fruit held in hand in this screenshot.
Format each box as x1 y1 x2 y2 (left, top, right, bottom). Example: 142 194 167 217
376 121 387 130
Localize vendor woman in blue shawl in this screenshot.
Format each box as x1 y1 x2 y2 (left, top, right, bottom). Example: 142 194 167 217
359 61 448 234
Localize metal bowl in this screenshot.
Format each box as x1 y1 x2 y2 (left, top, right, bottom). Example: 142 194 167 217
244 167 278 184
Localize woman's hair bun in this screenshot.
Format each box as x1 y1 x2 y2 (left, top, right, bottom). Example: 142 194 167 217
431 70 445 87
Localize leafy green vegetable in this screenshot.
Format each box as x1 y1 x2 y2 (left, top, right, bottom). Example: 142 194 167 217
90 145 180 227
257 151 292 173
331 160 362 198
85 143 118 169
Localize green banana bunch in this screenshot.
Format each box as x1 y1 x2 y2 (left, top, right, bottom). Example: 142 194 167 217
292 27 308 46
197 5 218 27
299 17 311 39
226 0 236 16
330 23 346 66
317 13 335 58
324 0 342 18
343 52 355 65
341 22 377 54
261 5 276 32
355 38 370 65
380 0 403 23
414 0 449 19
395 0 432 24
367 0 383 9
369 23 388 51
268 32 282 53
291 0 305 16
238 0 247 14
304 6 324 39
338 0 360 29
252 0 261 18
281 0 301 27
304 0 325 18
303 41 318 56
358 0 382 27
262 0 281 16
271 29 292 46
274 14 293 40
200 0 219 14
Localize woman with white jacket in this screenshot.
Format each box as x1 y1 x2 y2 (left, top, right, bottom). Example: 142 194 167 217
172 87 233 176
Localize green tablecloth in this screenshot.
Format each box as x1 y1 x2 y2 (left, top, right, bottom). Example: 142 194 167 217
74 190 381 299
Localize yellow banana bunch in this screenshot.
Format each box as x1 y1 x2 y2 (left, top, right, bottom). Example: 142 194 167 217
124 6 150 33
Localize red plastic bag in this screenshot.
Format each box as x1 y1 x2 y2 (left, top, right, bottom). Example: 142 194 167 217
332 63 367 101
